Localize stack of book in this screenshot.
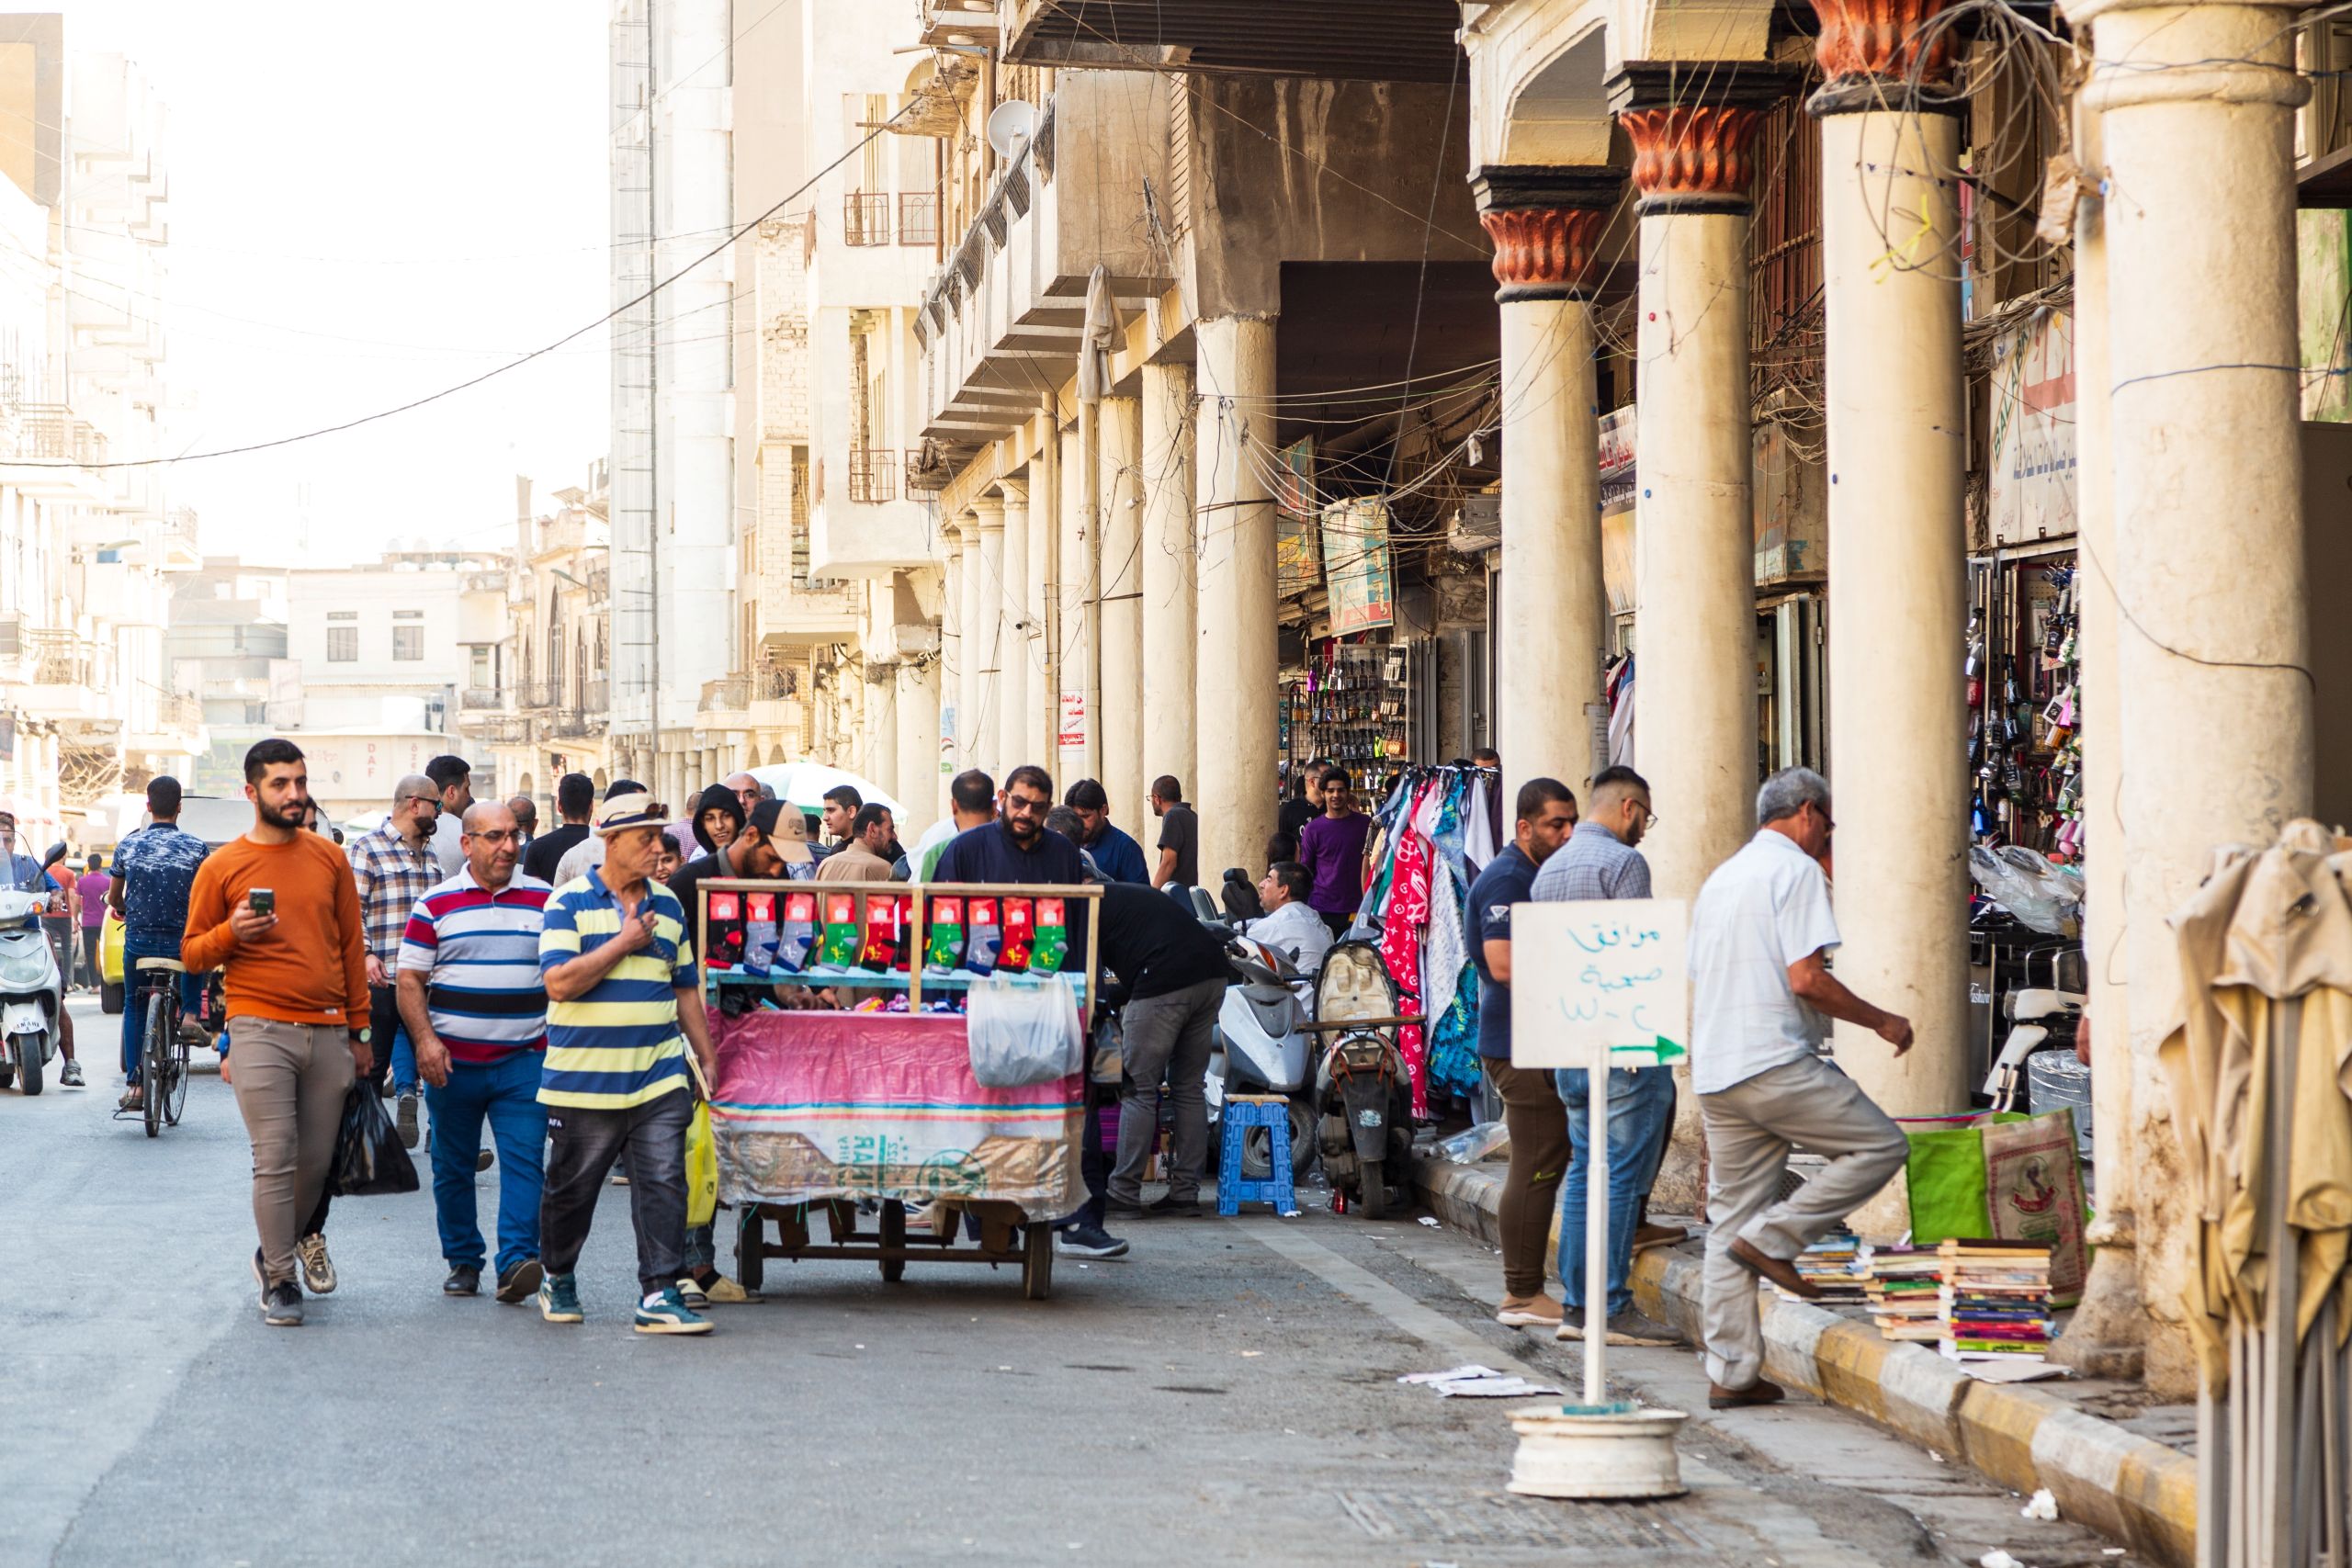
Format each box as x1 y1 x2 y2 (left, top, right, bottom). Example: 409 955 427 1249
1937 1239 2055 1363
1773 1230 1870 1303
1863 1246 1945 1343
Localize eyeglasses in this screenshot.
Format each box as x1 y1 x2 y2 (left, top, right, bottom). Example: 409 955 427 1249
401 795 440 814
468 829 519 845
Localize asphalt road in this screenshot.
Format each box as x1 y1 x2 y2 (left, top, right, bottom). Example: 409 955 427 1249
3 993 2131 1568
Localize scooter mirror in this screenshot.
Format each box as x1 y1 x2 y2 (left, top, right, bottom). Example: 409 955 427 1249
40 841 67 869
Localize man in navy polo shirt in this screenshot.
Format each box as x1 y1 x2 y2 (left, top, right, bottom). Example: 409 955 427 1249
396 800 553 1303
934 764 1086 886
1466 776 1577 1332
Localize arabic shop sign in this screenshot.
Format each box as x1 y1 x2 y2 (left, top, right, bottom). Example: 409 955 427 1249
1509 898 1690 1069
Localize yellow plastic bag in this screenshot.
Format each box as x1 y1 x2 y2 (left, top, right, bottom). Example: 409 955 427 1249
685 1100 718 1228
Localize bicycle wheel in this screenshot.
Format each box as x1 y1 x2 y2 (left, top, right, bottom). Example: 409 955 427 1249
164 1006 190 1127
141 991 166 1138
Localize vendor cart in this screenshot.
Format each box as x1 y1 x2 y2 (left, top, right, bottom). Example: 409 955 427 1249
694 879 1102 1300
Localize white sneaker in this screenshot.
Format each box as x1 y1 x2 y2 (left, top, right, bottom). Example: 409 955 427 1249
296 1232 337 1295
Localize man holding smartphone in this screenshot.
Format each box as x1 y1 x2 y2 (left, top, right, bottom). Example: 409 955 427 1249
182 739 373 1328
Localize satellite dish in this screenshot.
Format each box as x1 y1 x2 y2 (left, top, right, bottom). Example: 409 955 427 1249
986 99 1037 162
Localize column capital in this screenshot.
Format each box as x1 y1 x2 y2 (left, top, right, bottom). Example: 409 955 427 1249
1472 165 1623 302
971 494 1006 532
1805 0 1963 115
1610 61 1800 215
994 477 1029 507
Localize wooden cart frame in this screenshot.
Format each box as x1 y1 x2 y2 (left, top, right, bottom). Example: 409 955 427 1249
694 878 1102 1300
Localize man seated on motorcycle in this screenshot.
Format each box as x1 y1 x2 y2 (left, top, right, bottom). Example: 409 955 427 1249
0 801 76 1082
1243 861 1331 980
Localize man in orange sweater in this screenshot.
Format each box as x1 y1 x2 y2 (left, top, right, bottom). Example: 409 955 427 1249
183 738 373 1328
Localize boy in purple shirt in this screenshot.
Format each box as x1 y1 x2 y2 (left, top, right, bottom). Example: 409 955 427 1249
1296 768 1375 937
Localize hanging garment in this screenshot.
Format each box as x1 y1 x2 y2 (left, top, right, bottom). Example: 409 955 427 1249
1463 775 1498 874
1426 964 1483 1101
1419 848 1469 1077
1381 807 1434 1118
1608 656 1636 769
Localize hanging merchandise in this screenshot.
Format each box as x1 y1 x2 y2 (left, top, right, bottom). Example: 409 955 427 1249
1967 558 2080 862
1605 654 1636 770
1357 761 1500 1116
1283 641 1416 776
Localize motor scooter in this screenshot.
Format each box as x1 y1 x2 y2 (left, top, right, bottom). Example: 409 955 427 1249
0 841 71 1096
1312 940 1417 1219
1983 986 2083 1111
1205 941 1317 1179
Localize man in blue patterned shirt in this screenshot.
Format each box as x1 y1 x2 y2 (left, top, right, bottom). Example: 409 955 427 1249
1530 766 1682 1348
109 776 209 1108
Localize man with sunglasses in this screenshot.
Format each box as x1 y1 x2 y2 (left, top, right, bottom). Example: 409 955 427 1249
1687 766 1912 1411
1529 765 1682 1350
933 763 1085 886
348 774 443 1130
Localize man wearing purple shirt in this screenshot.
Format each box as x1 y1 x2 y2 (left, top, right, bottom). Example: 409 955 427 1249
1296 768 1375 938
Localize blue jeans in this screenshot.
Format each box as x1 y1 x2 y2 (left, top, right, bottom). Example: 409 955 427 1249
390 1028 417 1096
1554 1065 1677 1317
422 1052 548 1272
119 940 203 1082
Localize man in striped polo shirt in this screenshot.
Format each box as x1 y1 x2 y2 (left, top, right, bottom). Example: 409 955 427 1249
535 793 719 1336
396 800 553 1303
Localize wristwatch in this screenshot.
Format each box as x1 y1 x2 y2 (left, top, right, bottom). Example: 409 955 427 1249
352 1026 372 1044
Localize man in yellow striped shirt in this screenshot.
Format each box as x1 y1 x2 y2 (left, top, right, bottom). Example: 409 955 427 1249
535 794 719 1336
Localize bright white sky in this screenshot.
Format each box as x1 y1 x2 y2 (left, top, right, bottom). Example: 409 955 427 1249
57 1 612 565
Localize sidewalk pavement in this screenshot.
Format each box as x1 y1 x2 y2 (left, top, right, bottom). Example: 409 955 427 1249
1413 1151 2197 1568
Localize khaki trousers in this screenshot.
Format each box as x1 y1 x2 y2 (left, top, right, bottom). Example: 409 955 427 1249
1698 1055 1906 1390
228 1018 356 1289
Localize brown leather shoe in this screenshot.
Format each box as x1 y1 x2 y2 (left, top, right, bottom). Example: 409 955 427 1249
1708 1377 1787 1410
1730 1236 1821 1299
1633 1223 1689 1253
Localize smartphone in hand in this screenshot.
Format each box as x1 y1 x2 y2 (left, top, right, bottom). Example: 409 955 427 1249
247 888 276 918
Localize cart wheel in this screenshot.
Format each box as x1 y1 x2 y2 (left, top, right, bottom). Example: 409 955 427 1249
736 1206 765 1294
1021 1223 1055 1301
879 1201 907 1283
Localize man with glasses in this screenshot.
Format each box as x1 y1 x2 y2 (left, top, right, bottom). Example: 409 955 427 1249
1530 765 1681 1349
1686 767 1912 1410
348 774 442 1138
933 764 1085 886
396 801 552 1303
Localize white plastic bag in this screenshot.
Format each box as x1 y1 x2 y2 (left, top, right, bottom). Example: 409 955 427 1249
967 972 1083 1088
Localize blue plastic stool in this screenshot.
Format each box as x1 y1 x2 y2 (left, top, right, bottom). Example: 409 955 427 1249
1217 1096 1297 1215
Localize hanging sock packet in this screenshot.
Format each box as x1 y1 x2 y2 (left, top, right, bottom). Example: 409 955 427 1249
859 894 904 970
1000 897 1035 972
817 892 861 968
707 890 745 971
1031 897 1069 973
774 891 817 973
925 896 966 971
738 892 773 975
965 897 1001 975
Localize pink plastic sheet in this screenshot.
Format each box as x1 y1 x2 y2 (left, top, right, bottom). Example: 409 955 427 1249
705 1006 1082 1214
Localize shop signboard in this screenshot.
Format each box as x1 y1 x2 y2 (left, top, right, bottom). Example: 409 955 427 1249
1057 690 1088 749
940 704 956 773
1988 309 2077 547
1510 897 1690 1068
1319 497 1395 636
1275 438 1320 594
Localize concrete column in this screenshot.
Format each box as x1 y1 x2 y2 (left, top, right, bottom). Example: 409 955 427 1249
1140 361 1196 824
1193 314 1279 886
1613 67 1783 905
896 653 941 821
957 513 985 773
971 495 1008 776
1099 394 1145 819
1472 166 1621 801
1809 12 1970 1129
1057 425 1095 784
2050 76 2143 1379
997 479 1033 773
2067 0 2312 1397
1024 467 1054 772
942 525 967 768
865 661 900 823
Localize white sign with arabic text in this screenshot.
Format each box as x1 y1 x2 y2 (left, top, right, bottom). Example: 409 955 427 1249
1509 898 1689 1069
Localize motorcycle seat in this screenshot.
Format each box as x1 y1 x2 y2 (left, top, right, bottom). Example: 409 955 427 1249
134 956 188 973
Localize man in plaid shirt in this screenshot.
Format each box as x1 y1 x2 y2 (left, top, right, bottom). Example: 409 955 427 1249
348 773 443 1142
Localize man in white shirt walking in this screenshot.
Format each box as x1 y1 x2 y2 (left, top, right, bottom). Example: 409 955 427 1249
1686 767 1912 1410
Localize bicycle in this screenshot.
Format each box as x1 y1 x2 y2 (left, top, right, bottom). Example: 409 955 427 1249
132 956 192 1137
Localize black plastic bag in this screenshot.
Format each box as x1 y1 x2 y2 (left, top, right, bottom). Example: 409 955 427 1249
331 1082 419 1197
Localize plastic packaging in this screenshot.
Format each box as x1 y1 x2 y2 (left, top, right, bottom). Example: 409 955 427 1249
1000 897 1035 972
741 891 775 975
1434 1120 1510 1165
330 1084 421 1197
1032 897 1069 973
1967 845 2085 936
925 896 966 970
966 971 1083 1087
965 897 1001 975
859 894 902 969
817 892 860 968
775 890 816 972
707 890 746 971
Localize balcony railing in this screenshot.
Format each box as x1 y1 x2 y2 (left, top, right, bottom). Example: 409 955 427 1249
26 628 95 686
472 714 529 745
516 680 560 710
14 404 107 468
583 676 609 716
156 694 203 732
700 674 751 714
459 685 503 711
586 563 610 601
753 666 797 701
846 448 897 504
899 191 939 249
551 706 594 738
843 191 891 247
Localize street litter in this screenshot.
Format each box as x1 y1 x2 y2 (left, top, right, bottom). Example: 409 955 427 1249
1434 1374 1563 1398
1399 1364 1500 1384
1962 1359 2074 1385
1418 1215 1442 1227
2021 1489 2058 1521
1435 1122 1509 1164
1980 1551 2024 1568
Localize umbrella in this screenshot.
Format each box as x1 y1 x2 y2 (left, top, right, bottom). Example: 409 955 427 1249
745 763 902 820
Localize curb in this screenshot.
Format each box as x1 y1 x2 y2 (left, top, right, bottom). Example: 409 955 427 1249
1410 1153 2196 1568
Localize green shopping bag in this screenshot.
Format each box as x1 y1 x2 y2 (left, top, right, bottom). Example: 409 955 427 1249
1900 1111 2028 1245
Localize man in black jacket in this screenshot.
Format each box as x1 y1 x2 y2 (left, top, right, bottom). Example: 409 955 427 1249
1097 881 1232 1224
